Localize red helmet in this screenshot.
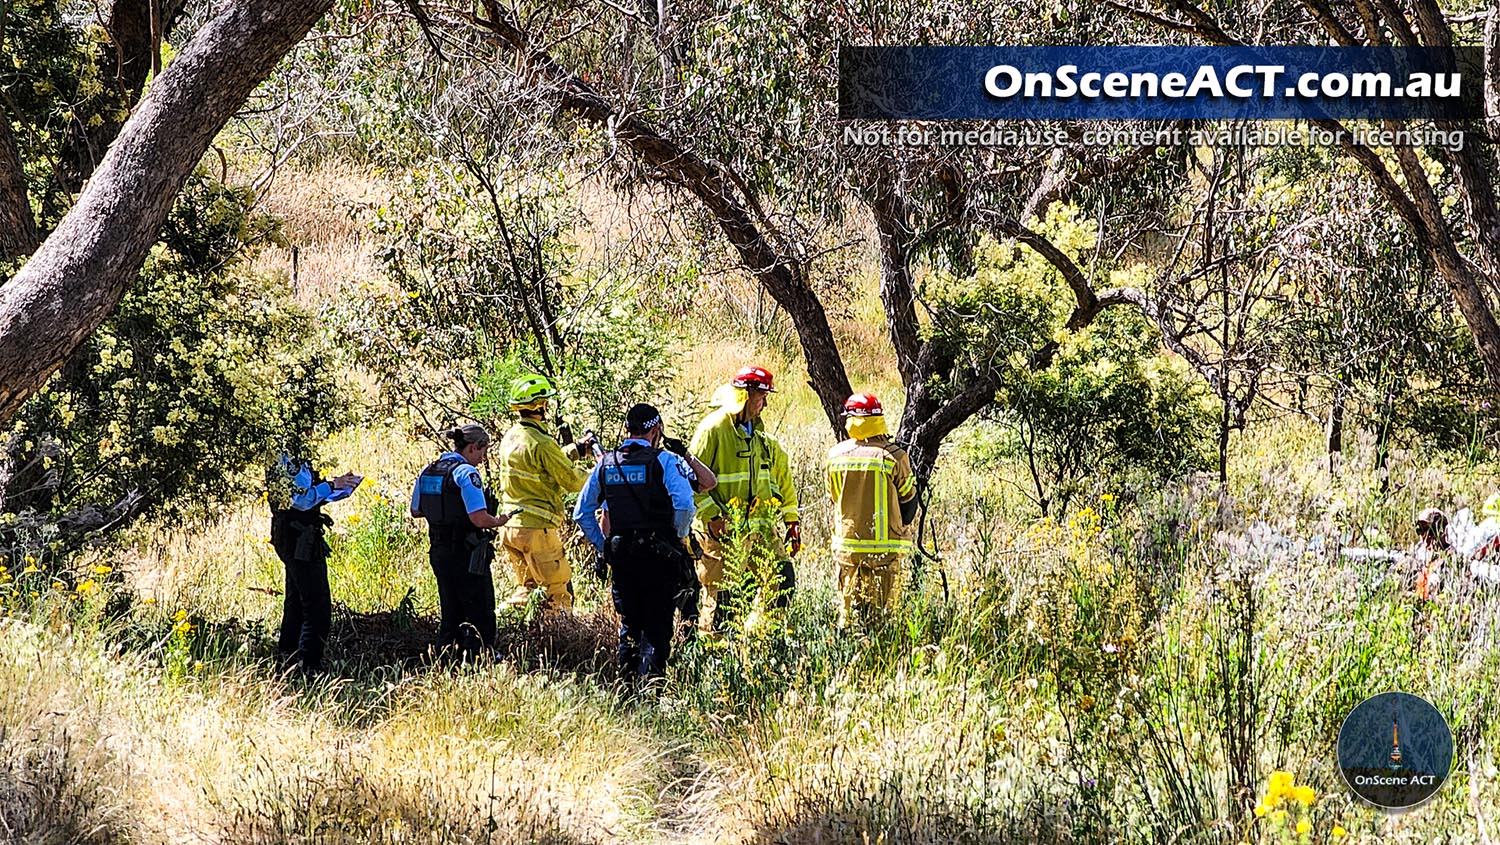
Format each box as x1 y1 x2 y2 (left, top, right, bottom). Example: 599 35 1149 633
843 392 883 416
731 365 776 392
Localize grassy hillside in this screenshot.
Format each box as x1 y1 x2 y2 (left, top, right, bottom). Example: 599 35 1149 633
5 164 1500 844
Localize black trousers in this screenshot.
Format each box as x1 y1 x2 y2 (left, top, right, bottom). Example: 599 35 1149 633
610 533 684 680
429 538 496 657
271 513 331 671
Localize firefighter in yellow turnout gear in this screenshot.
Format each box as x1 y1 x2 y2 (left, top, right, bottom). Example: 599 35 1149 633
496 374 595 611
689 366 801 634
826 392 918 628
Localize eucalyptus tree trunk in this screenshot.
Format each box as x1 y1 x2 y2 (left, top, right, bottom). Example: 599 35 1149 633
0 0 333 422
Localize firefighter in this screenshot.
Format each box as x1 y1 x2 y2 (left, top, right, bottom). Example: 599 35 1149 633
410 424 511 658
573 403 698 682
496 374 595 611
689 365 800 634
826 392 919 628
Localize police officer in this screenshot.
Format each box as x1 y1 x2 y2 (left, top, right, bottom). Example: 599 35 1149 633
410 424 512 658
496 374 595 611
826 392 919 628
574 404 697 683
268 452 362 673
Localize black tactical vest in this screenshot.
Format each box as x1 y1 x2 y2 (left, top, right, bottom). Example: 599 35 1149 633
601 443 674 538
417 456 471 540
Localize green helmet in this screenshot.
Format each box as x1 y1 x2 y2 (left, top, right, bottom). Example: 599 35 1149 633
509 373 558 409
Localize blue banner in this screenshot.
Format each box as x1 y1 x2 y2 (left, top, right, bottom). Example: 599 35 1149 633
838 47 1482 120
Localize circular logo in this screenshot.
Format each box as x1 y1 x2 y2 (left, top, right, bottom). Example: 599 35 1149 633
1337 691 1453 809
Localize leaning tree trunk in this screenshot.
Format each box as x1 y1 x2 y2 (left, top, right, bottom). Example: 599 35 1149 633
471 2 854 433
0 0 333 423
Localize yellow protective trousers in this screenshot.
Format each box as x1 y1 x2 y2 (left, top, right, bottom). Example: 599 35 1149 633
835 551 903 629
499 525 573 611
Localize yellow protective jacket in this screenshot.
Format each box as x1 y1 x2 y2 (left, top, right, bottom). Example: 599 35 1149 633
496 419 589 528
826 435 917 556
689 408 799 526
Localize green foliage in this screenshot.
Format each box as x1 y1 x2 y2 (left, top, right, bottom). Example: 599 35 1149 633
997 307 1216 516
0 0 112 223
470 303 678 439
4 173 344 543
936 209 1214 516
327 490 432 614
1265 147 1500 457
337 163 578 418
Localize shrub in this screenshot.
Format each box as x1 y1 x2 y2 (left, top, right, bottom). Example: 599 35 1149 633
2 173 345 567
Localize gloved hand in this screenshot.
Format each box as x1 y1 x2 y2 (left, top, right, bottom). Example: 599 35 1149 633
662 437 689 457
785 522 802 556
593 549 609 582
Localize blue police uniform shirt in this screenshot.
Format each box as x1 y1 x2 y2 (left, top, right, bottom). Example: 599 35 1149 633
279 454 355 512
409 452 489 515
573 438 696 550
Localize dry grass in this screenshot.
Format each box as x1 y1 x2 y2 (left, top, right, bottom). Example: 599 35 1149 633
12 410 1500 844
251 161 392 306
14 164 1500 844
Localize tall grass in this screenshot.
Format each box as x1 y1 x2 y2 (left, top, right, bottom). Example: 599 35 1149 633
5 412 1500 843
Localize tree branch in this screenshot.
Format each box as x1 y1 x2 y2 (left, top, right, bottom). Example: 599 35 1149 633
0 109 37 260
1305 0 1360 45
0 0 334 423
863 167 923 389
463 0 852 431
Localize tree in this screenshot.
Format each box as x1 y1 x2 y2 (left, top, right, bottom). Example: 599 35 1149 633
1 0 194 259
3 174 343 545
457 0 856 432
0 0 333 422
1110 0 1500 393
439 0 1217 486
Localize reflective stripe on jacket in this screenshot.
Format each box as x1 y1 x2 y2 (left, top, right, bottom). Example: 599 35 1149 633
826 436 916 555
689 408 799 525
497 419 588 528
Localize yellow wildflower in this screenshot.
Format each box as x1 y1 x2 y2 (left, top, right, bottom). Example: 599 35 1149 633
1271 809 1287 824
24 555 36 565
1291 784 1315 805
75 579 97 594
1268 771 1295 796
1295 820 1310 835
93 564 112 576
1332 826 1347 838
174 609 188 622
1253 804 1267 818
1101 492 1116 504
143 597 156 604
